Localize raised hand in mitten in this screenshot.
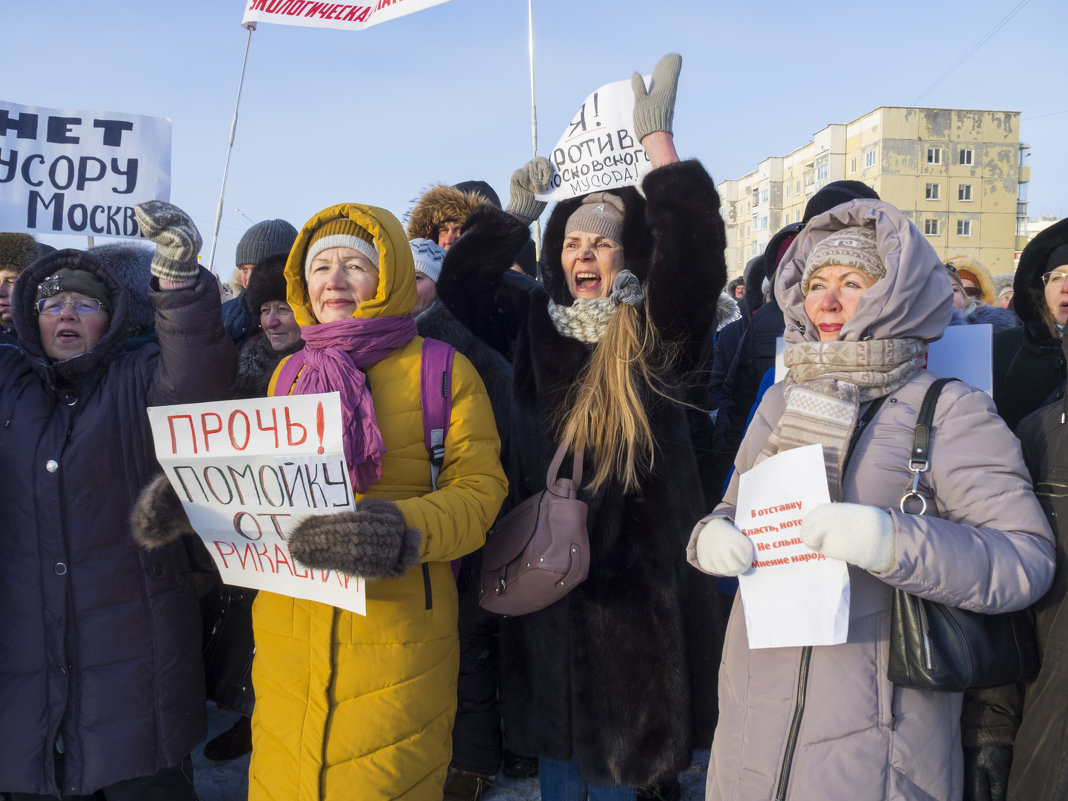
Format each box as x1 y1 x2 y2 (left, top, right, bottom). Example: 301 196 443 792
134 200 203 282
130 472 195 550
801 502 896 573
693 518 755 577
288 497 422 578
631 53 682 142
506 157 554 223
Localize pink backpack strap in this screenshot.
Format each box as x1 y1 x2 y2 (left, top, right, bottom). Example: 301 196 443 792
273 349 306 396
420 338 456 490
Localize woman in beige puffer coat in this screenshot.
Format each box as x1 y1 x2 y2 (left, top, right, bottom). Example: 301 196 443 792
687 198 1055 801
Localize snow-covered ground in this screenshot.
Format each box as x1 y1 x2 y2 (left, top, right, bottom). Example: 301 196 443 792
194 704 709 800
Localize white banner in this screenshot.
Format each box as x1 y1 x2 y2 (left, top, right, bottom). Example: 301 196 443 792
242 0 453 31
0 100 170 237
147 392 365 616
535 75 653 203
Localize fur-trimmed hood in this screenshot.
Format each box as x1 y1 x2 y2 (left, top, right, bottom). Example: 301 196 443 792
87 243 155 337
539 185 653 307
945 253 996 304
405 184 494 243
1015 217 1068 345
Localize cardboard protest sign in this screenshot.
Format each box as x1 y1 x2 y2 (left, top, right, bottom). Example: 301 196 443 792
147 392 365 615
535 76 652 203
735 444 850 648
0 100 170 237
242 0 452 31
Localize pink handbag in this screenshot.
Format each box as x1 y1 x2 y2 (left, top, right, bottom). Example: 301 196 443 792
477 440 590 616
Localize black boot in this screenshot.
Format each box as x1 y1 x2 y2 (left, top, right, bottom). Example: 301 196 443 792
202 715 252 761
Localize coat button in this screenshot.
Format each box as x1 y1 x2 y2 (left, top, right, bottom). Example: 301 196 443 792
46 459 59 473
54 562 67 576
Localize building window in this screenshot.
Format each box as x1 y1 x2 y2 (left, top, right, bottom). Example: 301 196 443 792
761 188 769 204
796 180 801 194
959 148 974 166
959 184 973 202
785 183 791 198
926 147 942 165
752 188 760 207
957 219 972 237
849 157 856 174
864 150 876 168
761 216 769 230
816 163 828 181
925 183 940 201
924 219 940 236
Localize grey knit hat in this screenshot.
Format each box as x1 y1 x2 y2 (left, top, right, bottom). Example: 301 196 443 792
235 219 298 267
409 238 446 283
802 225 885 295
565 193 625 244
992 273 1015 301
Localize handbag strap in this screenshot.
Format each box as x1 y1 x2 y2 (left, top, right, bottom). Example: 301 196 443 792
546 435 584 498
899 377 958 514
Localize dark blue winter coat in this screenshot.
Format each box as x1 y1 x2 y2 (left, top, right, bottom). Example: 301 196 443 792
0 250 235 796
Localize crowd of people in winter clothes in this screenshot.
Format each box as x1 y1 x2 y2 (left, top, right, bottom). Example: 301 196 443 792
1 51 1067 801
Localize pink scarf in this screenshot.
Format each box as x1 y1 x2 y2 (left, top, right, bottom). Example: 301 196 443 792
295 315 418 493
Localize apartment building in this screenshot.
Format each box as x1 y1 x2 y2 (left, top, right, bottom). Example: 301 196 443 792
718 107 1031 276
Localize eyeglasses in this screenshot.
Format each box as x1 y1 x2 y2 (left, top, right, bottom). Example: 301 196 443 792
36 297 107 316
963 286 982 298
1042 271 1068 287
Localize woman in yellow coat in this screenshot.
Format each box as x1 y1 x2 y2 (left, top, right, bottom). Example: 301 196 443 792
249 203 507 801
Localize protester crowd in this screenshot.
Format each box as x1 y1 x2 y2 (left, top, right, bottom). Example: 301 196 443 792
1 51 1066 801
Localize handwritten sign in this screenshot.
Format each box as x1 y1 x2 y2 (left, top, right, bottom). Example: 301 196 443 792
147 392 365 615
242 0 453 31
0 100 171 237
535 76 652 203
735 444 849 648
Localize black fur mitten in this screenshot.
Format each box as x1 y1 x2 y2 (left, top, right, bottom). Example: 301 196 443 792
130 472 195 550
288 498 423 578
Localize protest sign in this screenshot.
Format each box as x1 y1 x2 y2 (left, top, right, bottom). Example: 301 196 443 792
735 443 850 648
0 100 170 237
242 0 452 31
147 392 365 615
535 76 652 203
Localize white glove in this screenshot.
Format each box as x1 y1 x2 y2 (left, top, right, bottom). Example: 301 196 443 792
800 502 896 573
695 519 755 576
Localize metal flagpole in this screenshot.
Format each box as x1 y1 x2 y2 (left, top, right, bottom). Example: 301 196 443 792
527 0 541 259
207 23 256 276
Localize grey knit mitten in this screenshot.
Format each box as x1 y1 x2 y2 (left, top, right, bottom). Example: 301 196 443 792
506 157 554 222
631 53 682 142
288 498 423 578
134 200 203 282
130 472 195 550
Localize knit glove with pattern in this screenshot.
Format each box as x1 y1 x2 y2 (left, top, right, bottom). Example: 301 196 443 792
135 200 203 282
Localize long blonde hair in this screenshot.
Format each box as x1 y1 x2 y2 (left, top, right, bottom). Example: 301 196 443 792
556 301 673 494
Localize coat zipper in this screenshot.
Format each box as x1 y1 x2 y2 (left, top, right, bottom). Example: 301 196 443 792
775 645 812 801
919 601 933 670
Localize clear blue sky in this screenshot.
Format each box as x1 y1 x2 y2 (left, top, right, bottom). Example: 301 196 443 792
5 0 1066 274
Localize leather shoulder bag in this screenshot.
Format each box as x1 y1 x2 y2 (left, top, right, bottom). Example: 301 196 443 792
886 377 1040 691
477 438 590 617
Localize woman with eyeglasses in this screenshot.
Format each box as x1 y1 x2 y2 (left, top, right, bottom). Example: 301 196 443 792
991 218 1068 429
0 202 236 800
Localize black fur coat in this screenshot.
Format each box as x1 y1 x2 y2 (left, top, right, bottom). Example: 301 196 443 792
437 160 730 786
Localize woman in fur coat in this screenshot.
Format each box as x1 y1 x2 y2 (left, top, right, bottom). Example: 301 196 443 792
437 54 727 800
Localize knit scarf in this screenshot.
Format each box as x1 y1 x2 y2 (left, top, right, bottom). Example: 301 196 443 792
296 315 418 493
547 270 644 343
759 338 927 500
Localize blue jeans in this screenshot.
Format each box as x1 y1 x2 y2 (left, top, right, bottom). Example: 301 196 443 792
538 756 637 801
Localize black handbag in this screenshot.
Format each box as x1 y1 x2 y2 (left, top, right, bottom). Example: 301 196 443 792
885 377 1040 691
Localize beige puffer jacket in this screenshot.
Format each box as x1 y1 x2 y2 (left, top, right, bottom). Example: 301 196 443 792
688 199 1055 801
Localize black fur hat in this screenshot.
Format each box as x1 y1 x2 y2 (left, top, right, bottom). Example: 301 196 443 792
244 253 289 318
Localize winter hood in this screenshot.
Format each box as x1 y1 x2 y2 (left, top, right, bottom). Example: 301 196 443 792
285 203 417 326
1014 217 1068 343
775 198 953 344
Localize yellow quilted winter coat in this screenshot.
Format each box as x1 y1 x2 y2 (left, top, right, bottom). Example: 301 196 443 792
248 203 507 801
